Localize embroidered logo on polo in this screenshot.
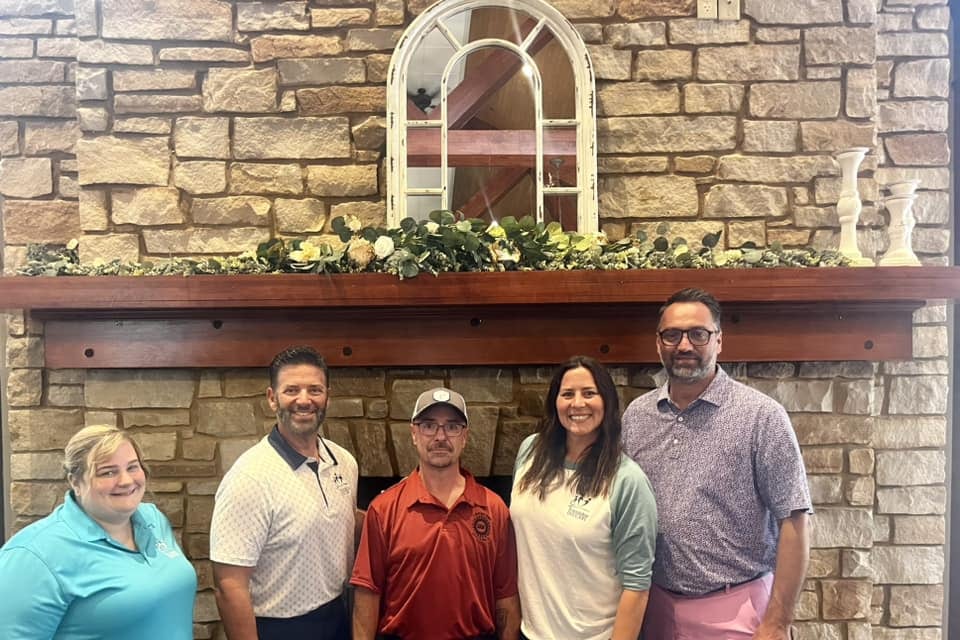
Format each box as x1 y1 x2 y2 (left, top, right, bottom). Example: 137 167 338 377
333 472 351 493
566 494 593 521
155 540 181 558
472 511 492 541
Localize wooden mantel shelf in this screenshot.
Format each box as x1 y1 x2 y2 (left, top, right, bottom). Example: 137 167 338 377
1 267 958 368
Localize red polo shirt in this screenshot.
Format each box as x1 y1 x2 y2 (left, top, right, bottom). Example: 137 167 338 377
351 468 518 640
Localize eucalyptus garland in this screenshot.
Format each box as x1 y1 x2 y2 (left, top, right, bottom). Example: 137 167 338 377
17 212 848 280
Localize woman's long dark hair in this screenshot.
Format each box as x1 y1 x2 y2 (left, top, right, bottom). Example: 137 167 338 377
516 356 623 500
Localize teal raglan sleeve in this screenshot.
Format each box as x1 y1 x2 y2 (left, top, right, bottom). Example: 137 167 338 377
0 546 71 639
610 457 658 591
513 433 537 479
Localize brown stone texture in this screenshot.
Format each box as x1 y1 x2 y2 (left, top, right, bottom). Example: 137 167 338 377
669 18 749 45
617 0 693 19
684 83 743 113
821 580 872 620
159 47 249 63
885 133 950 166
599 116 736 153
174 117 230 159
233 117 351 159
174 160 227 195
804 27 876 65
192 196 270 225
2 199 79 244
24 120 79 153
0 157 52 197
101 0 232 41
77 135 170 186
550 0 616 19
329 200 386 229
297 86 385 115
346 28 400 51
203 67 278 113
113 69 197 92
112 187 184 226
251 35 342 62
597 83 679 116
718 155 835 183
0 85 75 117
278 58 365 85
599 175 698 218
879 101 948 133
750 82 841 118
230 162 303 195
893 59 949 98
586 44 632 80
634 49 691 81
800 122 876 152
79 233 141 265
237 1 310 32
698 45 800 81
78 40 154 65
704 185 787 218
604 22 666 47
306 164 377 196
743 0 842 24
310 8 371 28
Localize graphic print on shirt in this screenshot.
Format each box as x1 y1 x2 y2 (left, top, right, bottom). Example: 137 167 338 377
472 511 492 541
566 494 593 521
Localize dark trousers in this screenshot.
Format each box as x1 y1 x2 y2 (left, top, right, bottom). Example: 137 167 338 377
256 595 350 640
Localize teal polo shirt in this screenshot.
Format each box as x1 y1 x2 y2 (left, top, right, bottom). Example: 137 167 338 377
0 492 197 640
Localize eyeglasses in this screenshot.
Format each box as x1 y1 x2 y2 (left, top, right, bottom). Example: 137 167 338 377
657 327 718 347
414 420 466 437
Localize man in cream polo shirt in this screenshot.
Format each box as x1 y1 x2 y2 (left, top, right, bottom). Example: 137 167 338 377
211 346 360 640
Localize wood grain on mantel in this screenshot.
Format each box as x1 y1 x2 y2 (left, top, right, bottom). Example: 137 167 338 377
1 267 958 368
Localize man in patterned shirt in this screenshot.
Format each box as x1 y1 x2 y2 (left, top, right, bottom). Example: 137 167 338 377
622 288 811 640
210 346 360 640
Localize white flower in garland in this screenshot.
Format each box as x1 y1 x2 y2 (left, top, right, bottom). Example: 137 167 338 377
374 235 396 259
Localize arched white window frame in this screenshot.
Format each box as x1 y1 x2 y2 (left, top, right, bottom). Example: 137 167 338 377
386 0 598 232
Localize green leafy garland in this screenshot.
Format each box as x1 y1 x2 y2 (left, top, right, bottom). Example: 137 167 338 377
17 212 848 279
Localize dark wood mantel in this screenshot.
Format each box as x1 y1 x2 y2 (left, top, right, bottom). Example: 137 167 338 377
1 267 958 368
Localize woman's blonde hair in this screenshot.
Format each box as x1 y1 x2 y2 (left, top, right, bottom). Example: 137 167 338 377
63 424 148 487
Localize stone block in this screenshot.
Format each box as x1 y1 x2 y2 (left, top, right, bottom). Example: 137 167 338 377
8 408 83 451
889 585 943 626
174 160 227 195
6 367 43 406
885 133 950 166
79 189 108 231
114 94 203 115
77 136 170 186
743 0 842 24
726 221 765 247
597 83 679 116
800 122 875 152
233 116 351 160
810 507 873 549
876 451 944 486
834 380 874 415
297 86 385 116
548 0 616 18
101 0 232 41
0 17 53 34
278 58 365 86
821 580 872 619
846 476 875 506
599 116 736 153
78 39 154 65
879 101 948 133
306 164 377 196
351 420 393 476
460 405 499 476
86 370 194 409
586 44 632 80
718 155 835 183
447 368 514 403
808 549 840 578
750 380 832 412
599 175 698 218
683 83 743 113
195 400 259 437
79 234 140 265
186 495 215 532
848 447 875 475
174 117 229 159
805 27 875 65
742 120 798 153
893 516 945 545
603 22 665 47
113 69 196 92
0 59 65 83
11 451 66 480
673 156 714 173
310 8 371 28
183 435 218 461
137 431 178 461
389 378 444 420
874 167 949 190
143 227 270 254
237 1 309 31
871 546 943 584
78 107 109 132
668 18 748 44
23 121 78 155
842 549 872 578
229 163 302 195
808 475 842 504
0 157 52 198
2 199 78 244
0 86 75 118
912 325 947 359
634 49 691 81
159 47 249 63
203 67 278 113
877 487 946 515
0 120 18 155
272 198 325 233
887 376 947 415
346 28 400 51
11 482 64 516
698 45 800 81
113 187 184 226
598 156 669 174
893 59 949 98
328 398 364 418
871 630 941 640
846 68 876 119
218 438 259 472
750 82 840 118
329 368 385 397
36 35 76 58
192 196 270 225
251 35 341 62
704 185 787 218
877 33 948 57
617 0 693 19
802 447 844 474
756 28 800 43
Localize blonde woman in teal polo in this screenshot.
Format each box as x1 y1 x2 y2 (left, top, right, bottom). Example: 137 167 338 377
0 425 196 639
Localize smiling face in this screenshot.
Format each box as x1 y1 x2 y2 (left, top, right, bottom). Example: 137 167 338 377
71 441 146 527
556 366 605 446
267 363 329 440
657 301 722 383
410 404 468 471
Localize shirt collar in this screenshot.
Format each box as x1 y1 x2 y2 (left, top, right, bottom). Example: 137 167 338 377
61 491 153 548
267 425 338 470
402 467 486 511
657 365 729 411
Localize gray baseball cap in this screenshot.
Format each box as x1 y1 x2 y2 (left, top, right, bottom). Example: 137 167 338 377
411 387 468 423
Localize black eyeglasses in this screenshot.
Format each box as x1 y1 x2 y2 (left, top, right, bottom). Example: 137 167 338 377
414 420 466 437
657 327 718 346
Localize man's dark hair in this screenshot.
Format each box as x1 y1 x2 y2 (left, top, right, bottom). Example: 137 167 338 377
269 346 329 389
659 287 722 328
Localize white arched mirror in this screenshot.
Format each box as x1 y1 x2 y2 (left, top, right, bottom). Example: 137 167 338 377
386 0 598 232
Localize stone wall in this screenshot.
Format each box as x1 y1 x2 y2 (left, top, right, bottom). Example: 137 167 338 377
0 0 952 639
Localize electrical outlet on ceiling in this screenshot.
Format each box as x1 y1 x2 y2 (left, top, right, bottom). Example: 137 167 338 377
697 0 718 19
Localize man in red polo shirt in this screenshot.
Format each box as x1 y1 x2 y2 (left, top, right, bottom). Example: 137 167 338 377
351 387 520 640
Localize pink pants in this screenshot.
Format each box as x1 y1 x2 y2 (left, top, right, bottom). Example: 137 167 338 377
642 574 774 640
